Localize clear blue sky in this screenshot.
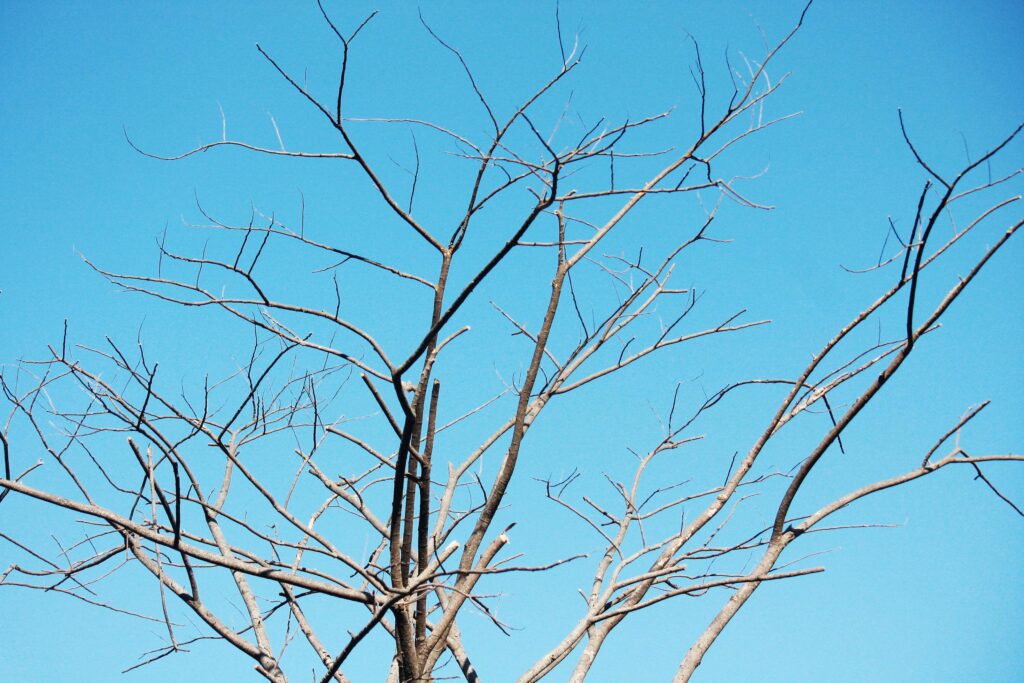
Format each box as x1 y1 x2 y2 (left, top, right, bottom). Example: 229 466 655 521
1 1 1022 681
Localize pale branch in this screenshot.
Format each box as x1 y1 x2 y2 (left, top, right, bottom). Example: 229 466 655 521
6 2 1021 680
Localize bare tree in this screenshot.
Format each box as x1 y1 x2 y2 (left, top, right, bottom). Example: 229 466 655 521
2 3 1021 681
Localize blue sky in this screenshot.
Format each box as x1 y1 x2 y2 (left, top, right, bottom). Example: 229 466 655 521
1 1 1022 681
